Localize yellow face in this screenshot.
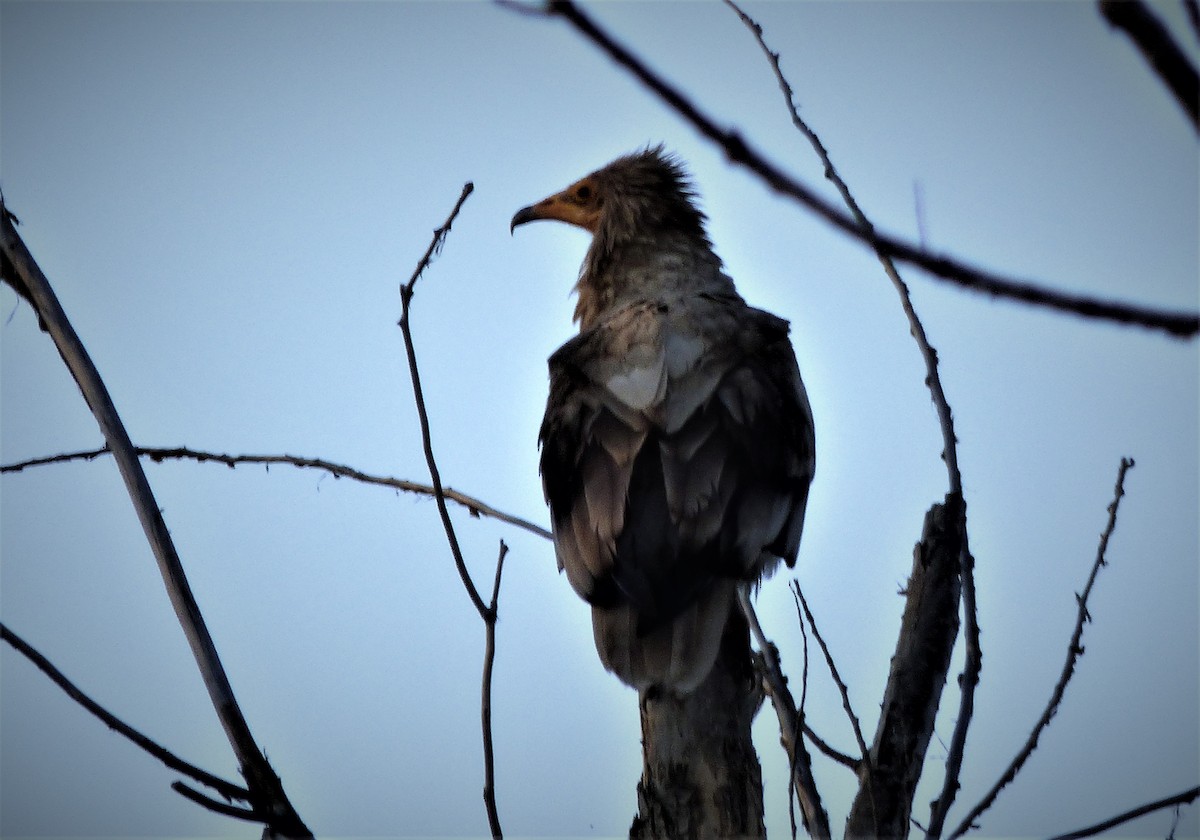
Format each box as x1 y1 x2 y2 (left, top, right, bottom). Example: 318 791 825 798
511 175 604 233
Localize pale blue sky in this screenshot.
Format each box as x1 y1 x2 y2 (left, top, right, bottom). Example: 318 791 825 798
2 2 1197 838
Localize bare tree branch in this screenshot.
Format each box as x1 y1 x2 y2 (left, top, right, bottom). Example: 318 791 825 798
1186 0 1200 44
737 585 832 840
398 182 488 618
481 540 509 840
948 458 1136 838
1 445 552 542
171 782 261 822
396 181 504 839
718 6 982 833
1099 0 1200 132
1047 785 1200 840
522 0 1199 338
791 582 868 762
1 621 250 804
0 197 311 839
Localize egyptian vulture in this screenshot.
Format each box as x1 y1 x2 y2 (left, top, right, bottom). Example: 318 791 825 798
512 146 815 693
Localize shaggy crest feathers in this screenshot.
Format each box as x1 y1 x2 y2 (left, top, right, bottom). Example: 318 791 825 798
577 146 721 326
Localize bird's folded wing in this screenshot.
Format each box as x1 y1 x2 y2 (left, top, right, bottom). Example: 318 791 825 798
540 297 814 621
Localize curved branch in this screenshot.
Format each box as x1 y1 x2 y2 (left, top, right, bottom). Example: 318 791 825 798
0 198 311 838
948 458 1135 838
1 445 552 542
531 0 1199 338
1 621 250 803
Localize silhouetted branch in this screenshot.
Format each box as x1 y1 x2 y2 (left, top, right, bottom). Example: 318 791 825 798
396 181 504 839
1099 0 1200 132
527 0 1199 338
1186 0 1200 43
171 782 260 822
791 582 868 762
948 458 1136 838
737 585 832 840
0 197 311 839
1 445 552 542
719 7 982 832
481 540 508 840
398 182 487 617
1 621 250 804
1047 785 1200 840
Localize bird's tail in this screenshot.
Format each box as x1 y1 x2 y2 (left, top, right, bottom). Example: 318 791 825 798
591 578 736 693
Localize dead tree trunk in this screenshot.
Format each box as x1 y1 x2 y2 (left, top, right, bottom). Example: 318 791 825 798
845 494 964 838
630 611 766 840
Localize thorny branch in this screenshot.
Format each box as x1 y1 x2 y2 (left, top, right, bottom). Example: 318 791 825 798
1 445 552 541
525 0 1200 339
0 622 250 805
0 196 311 839
396 181 504 840
948 458 1136 838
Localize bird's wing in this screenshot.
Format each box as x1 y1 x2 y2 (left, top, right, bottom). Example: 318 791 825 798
540 296 814 626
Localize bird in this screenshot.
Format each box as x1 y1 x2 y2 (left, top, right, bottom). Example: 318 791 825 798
511 146 815 693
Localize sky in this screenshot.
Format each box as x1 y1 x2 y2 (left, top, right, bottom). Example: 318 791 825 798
1 1 1197 838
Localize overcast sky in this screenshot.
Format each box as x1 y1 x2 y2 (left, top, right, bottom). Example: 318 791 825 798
2 2 1197 838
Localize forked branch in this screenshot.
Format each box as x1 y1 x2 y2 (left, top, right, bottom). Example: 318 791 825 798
1 621 250 805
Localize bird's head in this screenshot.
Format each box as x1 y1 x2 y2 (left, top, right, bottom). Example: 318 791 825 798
512 146 725 328
510 145 708 246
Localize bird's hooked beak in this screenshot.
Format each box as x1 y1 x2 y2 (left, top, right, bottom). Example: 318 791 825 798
510 177 601 235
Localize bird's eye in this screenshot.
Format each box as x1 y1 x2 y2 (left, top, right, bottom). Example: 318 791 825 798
576 185 592 201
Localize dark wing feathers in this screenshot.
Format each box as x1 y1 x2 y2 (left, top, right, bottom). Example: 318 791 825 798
540 298 814 635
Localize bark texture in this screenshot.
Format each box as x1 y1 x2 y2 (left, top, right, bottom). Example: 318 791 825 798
631 611 765 840
844 494 963 838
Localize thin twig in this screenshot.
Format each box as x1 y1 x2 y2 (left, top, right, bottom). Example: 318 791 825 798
0 197 311 839
791 582 868 761
928 543 979 837
481 540 508 840
398 181 489 617
1 621 250 803
397 182 504 839
948 458 1136 839
171 782 261 822
1 445 552 542
1046 785 1200 840
801 723 860 772
1099 0 1200 132
737 584 832 840
529 0 1199 338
